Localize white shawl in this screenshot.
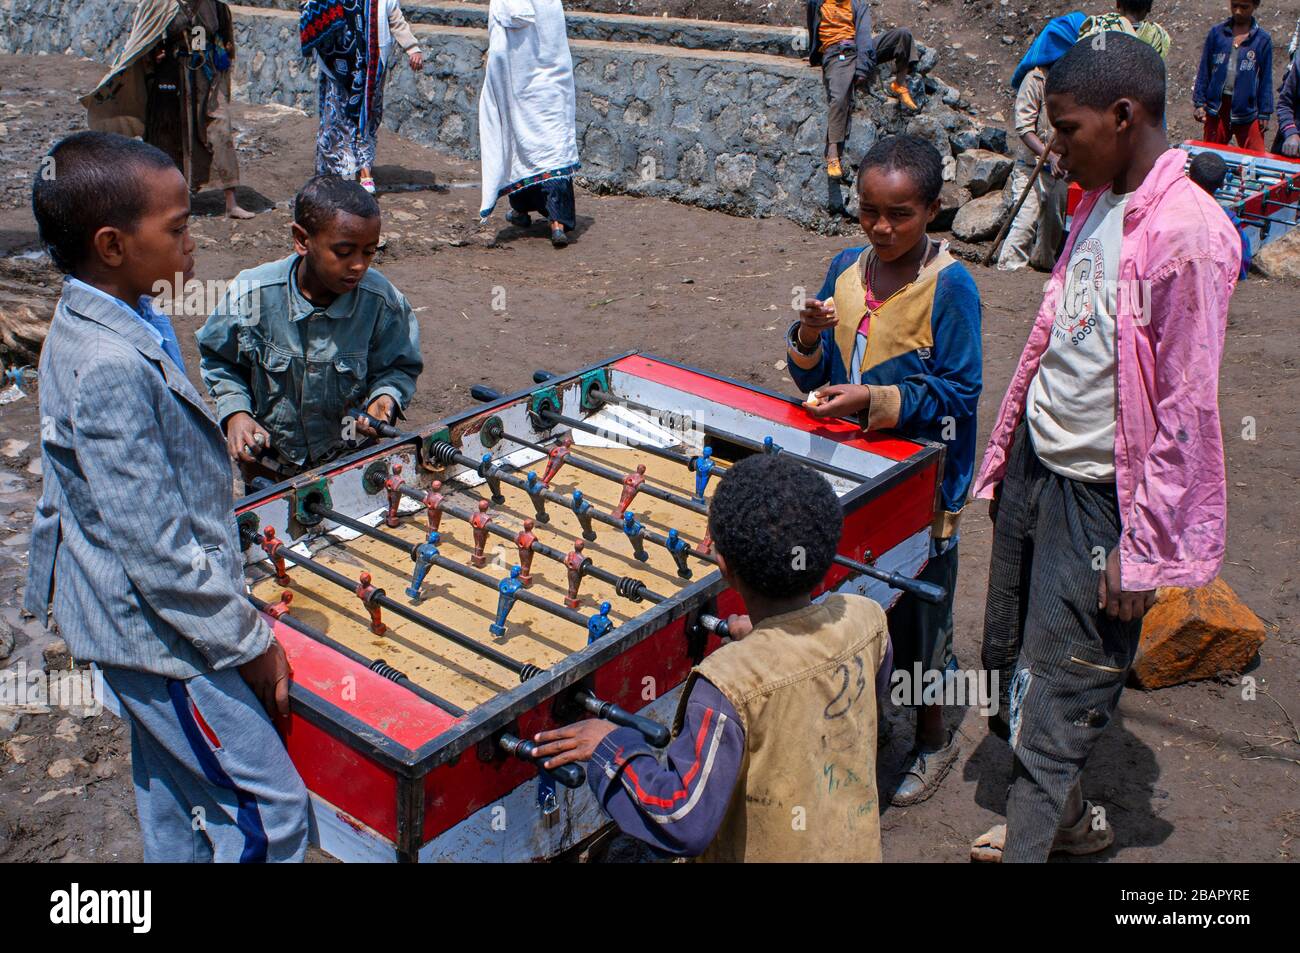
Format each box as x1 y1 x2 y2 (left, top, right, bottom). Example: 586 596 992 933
477 0 580 220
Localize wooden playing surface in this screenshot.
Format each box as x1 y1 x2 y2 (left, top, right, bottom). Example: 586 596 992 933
250 446 712 712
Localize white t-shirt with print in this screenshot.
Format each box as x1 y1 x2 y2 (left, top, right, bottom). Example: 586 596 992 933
1025 187 1128 482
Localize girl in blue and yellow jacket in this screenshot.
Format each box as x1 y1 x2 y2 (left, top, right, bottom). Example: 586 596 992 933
787 134 981 805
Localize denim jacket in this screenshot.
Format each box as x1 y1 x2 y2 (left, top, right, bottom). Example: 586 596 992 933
196 254 423 468
1193 18 1274 125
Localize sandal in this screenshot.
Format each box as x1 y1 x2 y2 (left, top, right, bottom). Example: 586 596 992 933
971 824 1005 863
360 175 376 194
969 801 1115 862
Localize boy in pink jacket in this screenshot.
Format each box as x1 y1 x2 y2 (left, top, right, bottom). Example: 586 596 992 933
970 34 1239 863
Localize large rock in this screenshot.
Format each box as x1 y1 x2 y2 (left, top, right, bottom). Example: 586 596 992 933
955 148 1013 197
1251 228 1300 279
951 191 1009 242
932 182 972 231
1130 578 1266 689
905 114 953 159
978 125 1009 154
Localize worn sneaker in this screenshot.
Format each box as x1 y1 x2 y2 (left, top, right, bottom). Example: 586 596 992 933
550 223 570 248
827 157 844 179
891 81 918 111
890 733 960 806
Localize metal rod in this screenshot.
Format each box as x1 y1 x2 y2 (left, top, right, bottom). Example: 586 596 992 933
565 382 870 486
502 429 709 516
271 543 536 676
397 485 668 604
250 594 465 714
253 578 583 788
311 502 590 629
428 440 718 569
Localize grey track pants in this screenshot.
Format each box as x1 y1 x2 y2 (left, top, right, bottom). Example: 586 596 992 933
103 665 309 863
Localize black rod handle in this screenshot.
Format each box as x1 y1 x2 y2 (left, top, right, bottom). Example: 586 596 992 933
835 555 947 605
698 613 732 639
500 733 585 787
532 370 557 383
348 408 405 439
578 691 670 747
470 384 501 403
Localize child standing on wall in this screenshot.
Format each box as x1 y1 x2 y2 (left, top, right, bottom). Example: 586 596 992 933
806 0 920 187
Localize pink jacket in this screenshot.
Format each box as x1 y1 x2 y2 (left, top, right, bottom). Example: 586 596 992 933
973 148 1239 591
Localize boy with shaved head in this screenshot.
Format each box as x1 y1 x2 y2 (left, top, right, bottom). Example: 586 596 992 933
971 34 1239 862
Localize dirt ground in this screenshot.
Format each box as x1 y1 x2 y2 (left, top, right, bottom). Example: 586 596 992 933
0 52 1296 863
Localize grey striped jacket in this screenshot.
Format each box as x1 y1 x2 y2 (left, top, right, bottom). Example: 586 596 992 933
24 280 271 679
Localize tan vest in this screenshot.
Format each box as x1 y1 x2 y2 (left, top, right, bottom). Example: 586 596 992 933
674 594 887 863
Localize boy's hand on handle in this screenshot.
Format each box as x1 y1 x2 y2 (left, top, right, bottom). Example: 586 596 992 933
239 637 292 717
1097 548 1156 622
532 719 618 769
807 383 872 419
358 395 396 437
225 412 271 463
724 613 753 640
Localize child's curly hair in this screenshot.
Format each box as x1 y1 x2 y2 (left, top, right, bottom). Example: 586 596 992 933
707 453 842 598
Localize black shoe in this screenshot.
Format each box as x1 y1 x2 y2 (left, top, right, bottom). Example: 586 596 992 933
506 210 531 228
550 224 570 248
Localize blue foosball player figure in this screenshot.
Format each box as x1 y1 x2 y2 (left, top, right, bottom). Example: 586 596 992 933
587 601 613 644
490 565 524 638
692 446 716 501
572 489 597 541
622 510 649 562
763 435 783 456
665 528 693 579
406 530 441 601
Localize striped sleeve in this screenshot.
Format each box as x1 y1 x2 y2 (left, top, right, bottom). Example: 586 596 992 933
587 678 744 857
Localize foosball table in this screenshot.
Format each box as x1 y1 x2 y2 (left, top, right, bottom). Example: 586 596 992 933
235 354 946 862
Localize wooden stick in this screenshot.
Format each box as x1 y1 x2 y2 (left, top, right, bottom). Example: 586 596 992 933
983 147 1050 267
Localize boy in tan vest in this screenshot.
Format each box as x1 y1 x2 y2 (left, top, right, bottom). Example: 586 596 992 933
533 454 891 861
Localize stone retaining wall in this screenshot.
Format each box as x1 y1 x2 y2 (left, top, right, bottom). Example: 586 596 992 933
0 0 996 229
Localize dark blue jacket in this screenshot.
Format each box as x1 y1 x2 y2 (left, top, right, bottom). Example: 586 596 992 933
1276 55 1299 142
806 0 876 78
1194 18 1274 125
788 247 982 524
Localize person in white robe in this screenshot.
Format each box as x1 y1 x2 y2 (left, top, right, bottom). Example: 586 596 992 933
477 0 581 247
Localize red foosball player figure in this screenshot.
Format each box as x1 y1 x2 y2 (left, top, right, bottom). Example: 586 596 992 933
564 539 588 609
384 462 404 528
470 499 493 568
541 434 574 487
267 590 294 620
515 518 538 587
613 463 648 517
260 526 291 586
423 480 445 533
356 571 386 635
